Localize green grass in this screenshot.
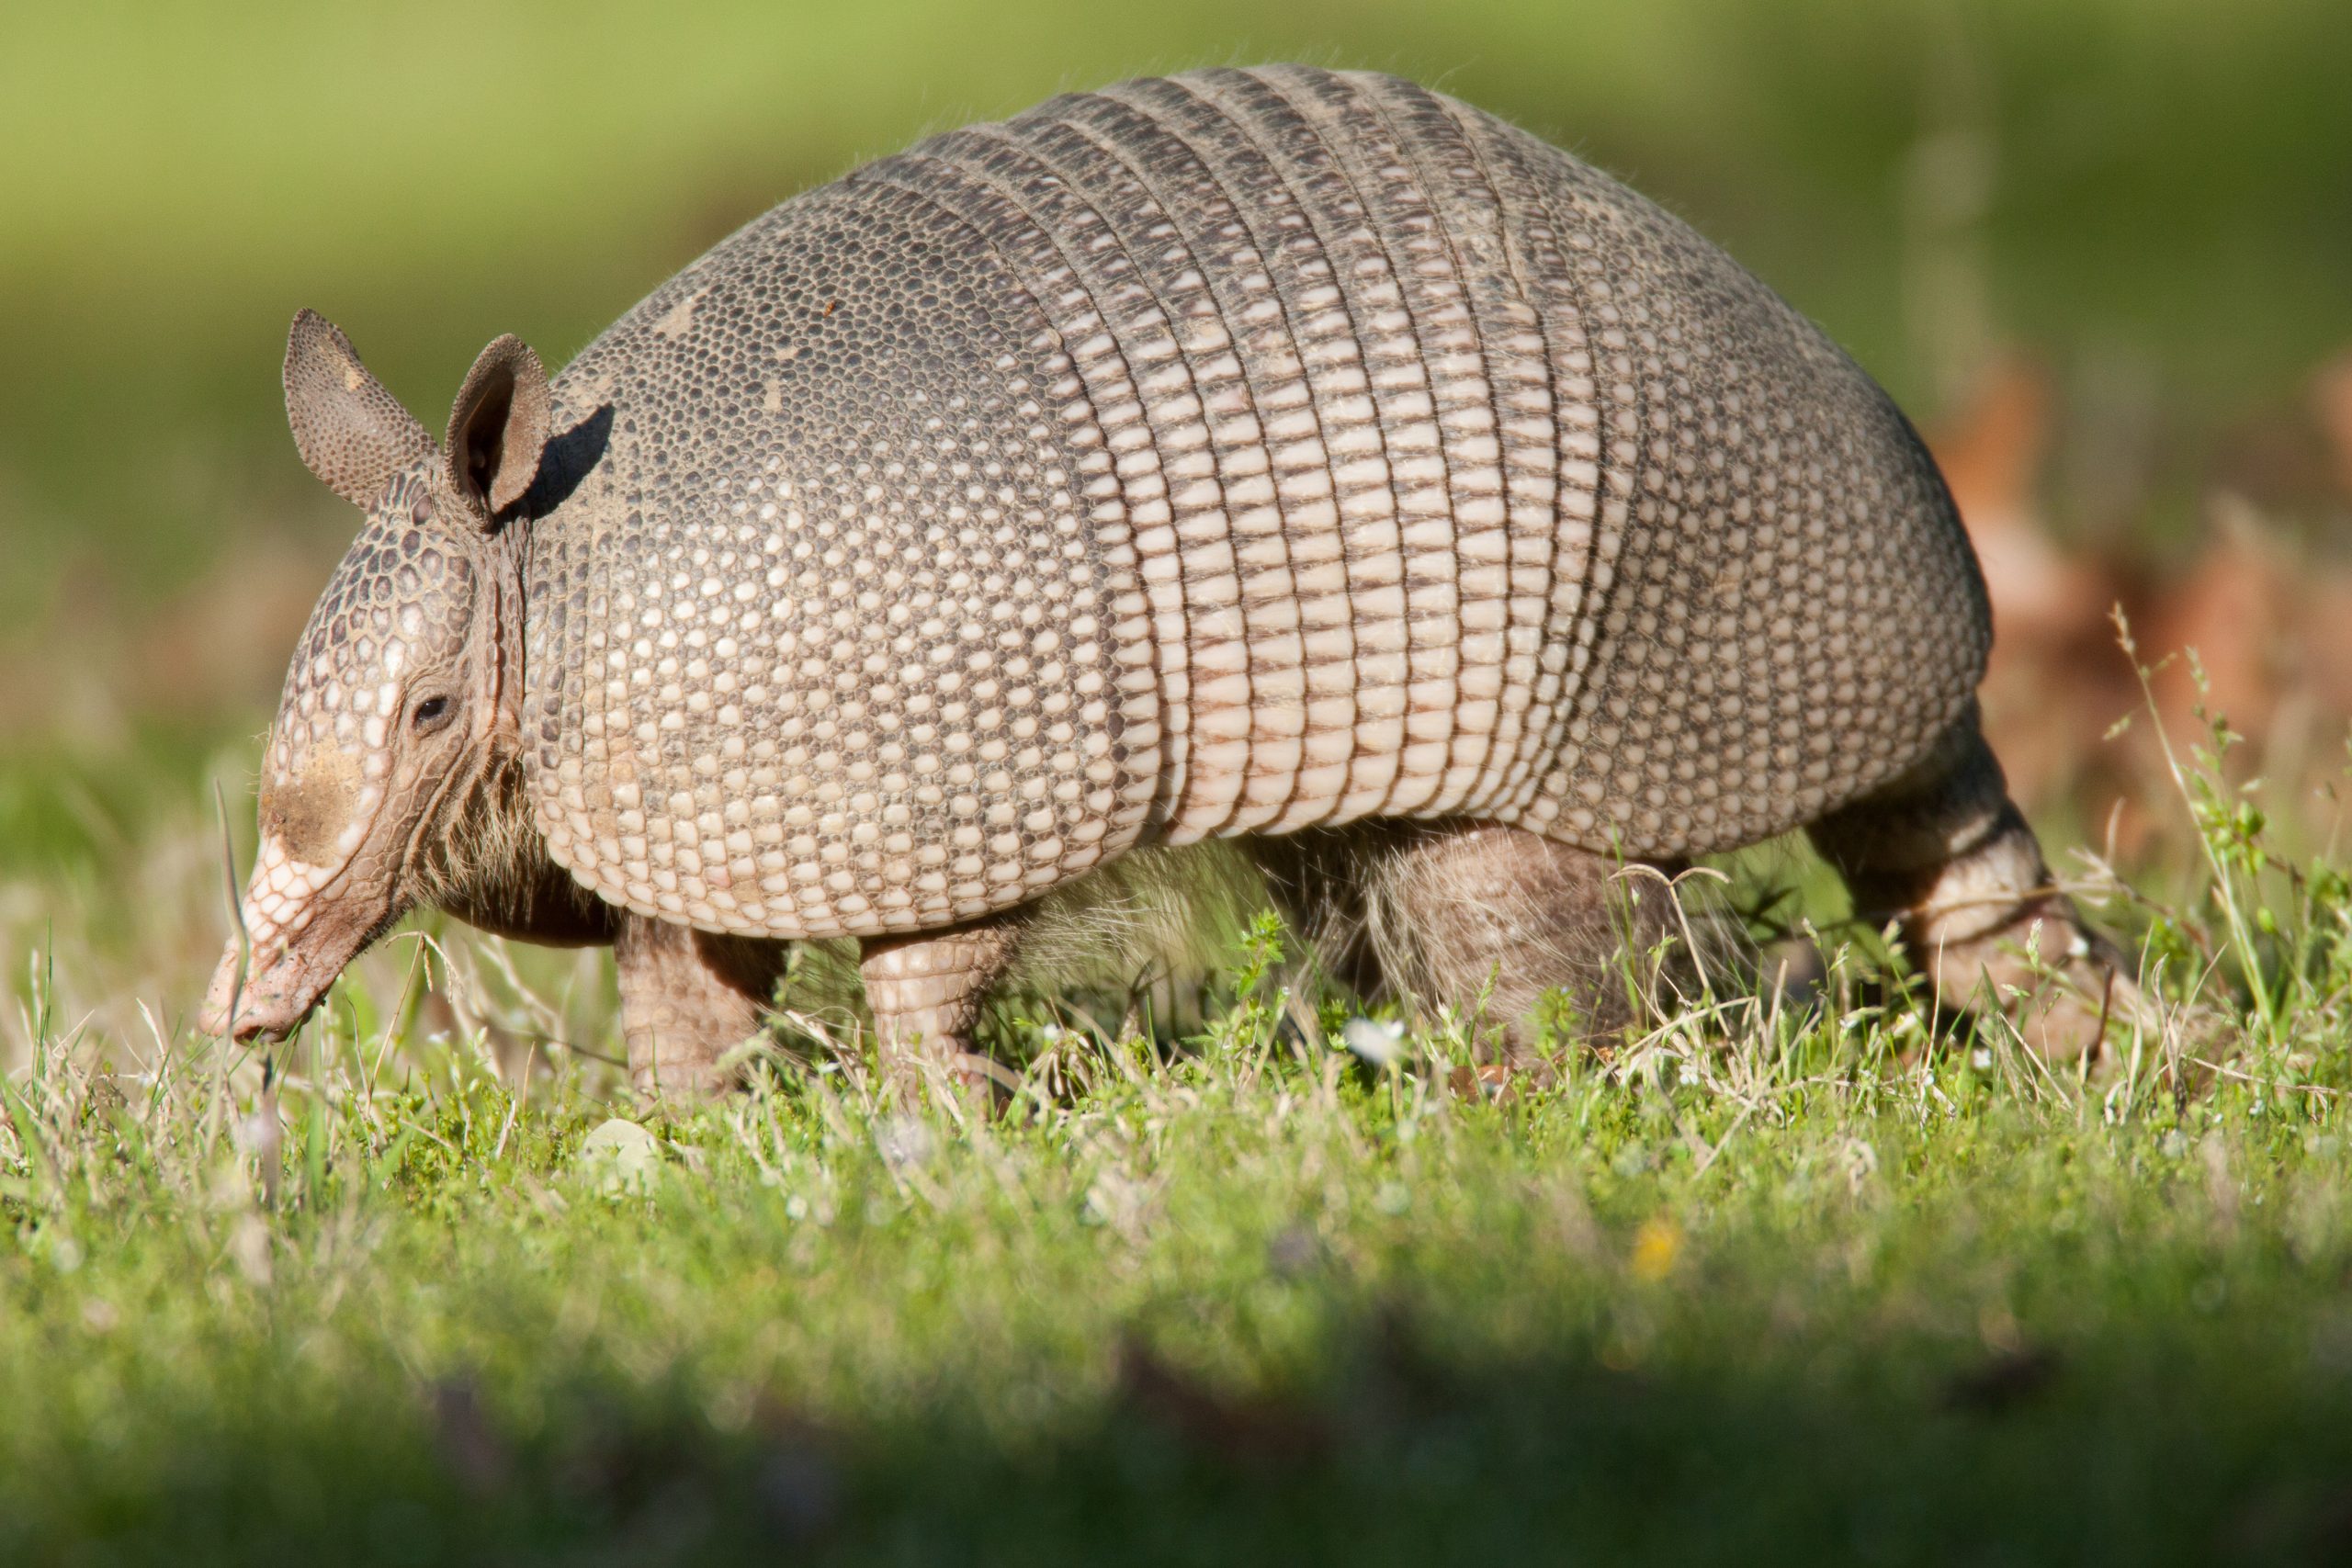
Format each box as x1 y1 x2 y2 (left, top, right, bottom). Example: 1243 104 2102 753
6 720 2352 1563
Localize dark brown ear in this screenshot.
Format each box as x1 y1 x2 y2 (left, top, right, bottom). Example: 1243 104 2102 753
446 334 551 519
283 310 435 507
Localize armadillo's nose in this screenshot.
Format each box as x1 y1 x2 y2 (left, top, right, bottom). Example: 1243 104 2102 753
198 937 311 1042
198 830 386 1042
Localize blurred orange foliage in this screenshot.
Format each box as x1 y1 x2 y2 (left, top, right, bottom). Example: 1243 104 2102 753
1932 349 2352 851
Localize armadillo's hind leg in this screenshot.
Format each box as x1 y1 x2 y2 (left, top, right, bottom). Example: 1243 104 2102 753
1249 825 1386 1004
1808 708 2139 1065
859 914 1028 1100
1256 820 1688 1063
614 916 790 1099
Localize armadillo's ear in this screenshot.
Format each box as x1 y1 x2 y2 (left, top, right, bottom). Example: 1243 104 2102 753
283 310 436 508
446 333 551 521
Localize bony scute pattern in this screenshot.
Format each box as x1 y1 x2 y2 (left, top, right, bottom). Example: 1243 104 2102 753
526 187 1156 942
244 474 473 950
521 65 1988 943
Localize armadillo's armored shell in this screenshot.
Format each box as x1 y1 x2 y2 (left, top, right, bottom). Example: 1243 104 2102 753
523 66 1988 942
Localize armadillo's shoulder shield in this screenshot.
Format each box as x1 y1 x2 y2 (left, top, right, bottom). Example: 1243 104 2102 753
523 178 1163 941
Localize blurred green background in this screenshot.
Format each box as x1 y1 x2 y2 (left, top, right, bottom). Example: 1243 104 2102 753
4 0 2350 882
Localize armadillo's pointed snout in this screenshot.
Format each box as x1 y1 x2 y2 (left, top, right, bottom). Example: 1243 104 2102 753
198 937 311 1043
198 835 397 1043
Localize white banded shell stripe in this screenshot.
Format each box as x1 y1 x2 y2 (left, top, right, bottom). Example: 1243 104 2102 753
1038 92 1253 842
1202 73 1450 825
956 67 1604 842
1356 74 1557 817
1110 73 1388 838
1444 105 1605 819
1064 84 1323 844
1019 107 1313 837
1021 107 1289 840
1271 71 1485 821
1014 97 1438 840
1159 73 1405 832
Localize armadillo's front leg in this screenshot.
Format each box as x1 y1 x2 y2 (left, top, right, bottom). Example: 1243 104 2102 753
1809 708 2141 1064
614 916 788 1098
858 917 1026 1096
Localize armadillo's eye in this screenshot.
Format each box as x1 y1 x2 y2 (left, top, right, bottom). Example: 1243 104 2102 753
410 695 453 732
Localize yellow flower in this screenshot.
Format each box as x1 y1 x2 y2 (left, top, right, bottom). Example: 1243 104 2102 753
1630 1216 1682 1282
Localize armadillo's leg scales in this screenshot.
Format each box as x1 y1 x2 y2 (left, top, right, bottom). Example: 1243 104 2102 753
1809 710 2139 1064
859 916 1026 1097
614 917 788 1098
1257 821 1687 1061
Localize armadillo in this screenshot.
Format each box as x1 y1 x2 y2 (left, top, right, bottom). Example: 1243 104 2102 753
199 65 2134 1089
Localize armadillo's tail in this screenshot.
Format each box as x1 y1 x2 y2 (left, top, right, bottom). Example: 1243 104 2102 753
1808 705 2146 1066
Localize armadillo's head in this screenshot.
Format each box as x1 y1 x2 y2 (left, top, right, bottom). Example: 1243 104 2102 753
200 310 550 1042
